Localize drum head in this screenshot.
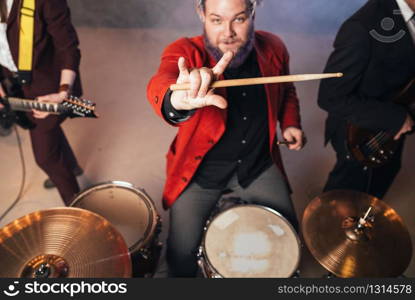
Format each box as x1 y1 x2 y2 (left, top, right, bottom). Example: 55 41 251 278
71 182 157 252
204 205 300 278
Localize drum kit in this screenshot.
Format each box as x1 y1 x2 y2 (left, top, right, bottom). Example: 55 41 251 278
198 204 301 278
0 207 131 278
0 183 412 278
70 181 162 277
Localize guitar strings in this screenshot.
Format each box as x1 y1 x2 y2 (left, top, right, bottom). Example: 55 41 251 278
365 131 387 149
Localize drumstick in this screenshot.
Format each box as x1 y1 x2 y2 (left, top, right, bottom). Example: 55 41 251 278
170 73 343 91
277 136 308 146
276 140 296 145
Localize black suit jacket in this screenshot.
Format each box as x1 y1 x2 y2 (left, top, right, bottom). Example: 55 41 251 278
318 0 415 144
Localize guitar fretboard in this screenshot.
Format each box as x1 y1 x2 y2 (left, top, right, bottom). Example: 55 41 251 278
7 97 64 114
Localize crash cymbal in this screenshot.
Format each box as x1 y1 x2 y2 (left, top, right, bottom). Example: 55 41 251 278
0 207 131 278
302 190 412 278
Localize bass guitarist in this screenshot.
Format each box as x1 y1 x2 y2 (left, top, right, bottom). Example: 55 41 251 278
0 0 83 205
318 0 415 199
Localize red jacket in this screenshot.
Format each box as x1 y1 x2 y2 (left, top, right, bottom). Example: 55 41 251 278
147 31 301 209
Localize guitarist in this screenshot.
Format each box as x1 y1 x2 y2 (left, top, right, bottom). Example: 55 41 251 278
318 0 415 199
0 0 83 205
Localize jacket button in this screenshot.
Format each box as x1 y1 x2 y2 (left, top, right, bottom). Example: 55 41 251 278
181 177 188 182
195 156 202 160
208 139 214 144
154 96 159 104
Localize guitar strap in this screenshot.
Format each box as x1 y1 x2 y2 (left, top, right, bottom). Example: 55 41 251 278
17 0 35 85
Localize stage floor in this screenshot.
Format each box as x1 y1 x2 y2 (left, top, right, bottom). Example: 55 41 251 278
0 27 414 277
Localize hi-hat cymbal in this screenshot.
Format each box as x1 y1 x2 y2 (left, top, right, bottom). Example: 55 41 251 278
0 207 132 278
302 190 412 278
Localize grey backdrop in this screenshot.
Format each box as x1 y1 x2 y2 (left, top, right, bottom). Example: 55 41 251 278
69 0 366 33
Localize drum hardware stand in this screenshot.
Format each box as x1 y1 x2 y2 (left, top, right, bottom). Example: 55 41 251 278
324 206 375 279
323 272 337 279
35 264 52 278
156 215 163 235
138 248 151 260
290 270 301 278
344 206 375 242
131 215 163 278
197 247 221 278
21 255 71 278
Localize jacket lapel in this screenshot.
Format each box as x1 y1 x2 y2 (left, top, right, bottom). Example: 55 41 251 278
254 34 280 149
6 0 20 66
6 0 18 27
385 0 415 71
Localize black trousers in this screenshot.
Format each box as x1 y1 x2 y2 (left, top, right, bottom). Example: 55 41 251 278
2 76 80 205
324 125 404 199
28 113 80 205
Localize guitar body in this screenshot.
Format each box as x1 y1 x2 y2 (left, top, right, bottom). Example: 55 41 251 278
347 79 414 168
347 124 398 168
0 78 35 129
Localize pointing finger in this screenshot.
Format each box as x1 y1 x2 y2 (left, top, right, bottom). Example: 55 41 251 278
189 69 202 99
178 57 189 77
212 51 234 77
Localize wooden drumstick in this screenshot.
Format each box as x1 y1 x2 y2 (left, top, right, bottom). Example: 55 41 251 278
170 73 343 91
276 140 296 145
277 136 308 146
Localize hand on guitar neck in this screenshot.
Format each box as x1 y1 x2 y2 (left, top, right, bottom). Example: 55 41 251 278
0 83 67 118
394 114 414 141
33 91 69 119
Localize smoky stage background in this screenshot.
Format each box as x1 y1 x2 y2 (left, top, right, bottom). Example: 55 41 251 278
0 0 413 277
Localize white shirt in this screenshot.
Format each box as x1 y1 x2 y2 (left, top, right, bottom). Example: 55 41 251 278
396 0 415 42
0 0 18 72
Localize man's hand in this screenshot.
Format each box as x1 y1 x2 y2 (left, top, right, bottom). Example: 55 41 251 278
0 83 5 109
33 91 68 119
171 51 234 111
282 127 306 151
394 114 414 140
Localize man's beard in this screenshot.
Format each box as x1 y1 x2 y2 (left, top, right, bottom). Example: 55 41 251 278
203 24 255 69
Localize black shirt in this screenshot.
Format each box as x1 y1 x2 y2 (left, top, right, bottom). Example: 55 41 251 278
163 50 272 189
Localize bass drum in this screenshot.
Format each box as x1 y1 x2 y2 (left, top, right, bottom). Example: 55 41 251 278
198 205 300 278
70 181 162 277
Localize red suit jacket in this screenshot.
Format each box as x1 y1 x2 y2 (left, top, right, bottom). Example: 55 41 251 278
147 31 301 209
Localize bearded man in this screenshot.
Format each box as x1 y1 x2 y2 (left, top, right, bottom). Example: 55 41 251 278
147 0 305 277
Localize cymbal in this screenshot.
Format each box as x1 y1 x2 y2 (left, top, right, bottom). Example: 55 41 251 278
0 207 131 278
302 190 412 278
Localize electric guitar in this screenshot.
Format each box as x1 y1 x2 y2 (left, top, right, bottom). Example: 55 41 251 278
1 95 98 119
347 79 415 168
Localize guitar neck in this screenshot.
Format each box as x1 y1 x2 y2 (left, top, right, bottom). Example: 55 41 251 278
7 97 63 114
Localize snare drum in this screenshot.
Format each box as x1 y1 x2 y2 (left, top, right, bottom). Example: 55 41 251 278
198 205 300 278
70 181 162 277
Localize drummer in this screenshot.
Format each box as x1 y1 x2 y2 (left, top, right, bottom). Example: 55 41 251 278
147 0 306 277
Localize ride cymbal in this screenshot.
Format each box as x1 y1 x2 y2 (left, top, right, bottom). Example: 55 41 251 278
302 190 412 278
0 207 131 278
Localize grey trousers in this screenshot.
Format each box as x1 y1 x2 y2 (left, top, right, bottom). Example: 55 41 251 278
166 164 298 277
